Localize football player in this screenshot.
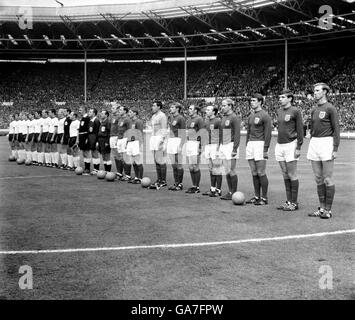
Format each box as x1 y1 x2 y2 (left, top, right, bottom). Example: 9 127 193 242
307 83 340 219
275 90 304 211
245 94 272 205
167 102 186 191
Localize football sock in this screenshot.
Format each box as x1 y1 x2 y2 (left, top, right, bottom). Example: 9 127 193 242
231 174 238 194
284 178 292 202
290 179 299 204
133 163 139 178
226 173 232 193
190 169 195 186
252 175 261 198
138 164 144 179
124 163 131 176
160 163 167 182
259 174 269 199
68 155 74 168
216 175 222 190
210 172 216 188
195 169 201 187
325 185 335 211
317 183 326 208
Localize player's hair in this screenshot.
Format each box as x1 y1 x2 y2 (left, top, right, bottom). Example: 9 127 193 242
90 108 98 116
42 110 48 116
190 104 201 114
154 100 163 109
170 102 183 113
66 108 71 114
222 98 234 106
122 106 129 114
131 109 139 116
72 113 78 119
103 110 109 117
14 112 19 117
314 82 330 94
281 89 294 103
50 108 56 115
252 93 264 105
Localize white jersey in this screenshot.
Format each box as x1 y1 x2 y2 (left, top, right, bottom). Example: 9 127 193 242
28 119 36 134
48 117 59 133
34 118 42 134
57 118 65 134
9 121 15 134
14 120 20 134
42 117 50 132
69 119 80 138
19 120 29 135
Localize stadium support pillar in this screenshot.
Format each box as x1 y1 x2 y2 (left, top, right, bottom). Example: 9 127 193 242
284 39 288 90
84 50 87 103
184 47 187 101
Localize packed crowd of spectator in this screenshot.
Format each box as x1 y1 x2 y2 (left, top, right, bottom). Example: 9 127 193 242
0 51 354 130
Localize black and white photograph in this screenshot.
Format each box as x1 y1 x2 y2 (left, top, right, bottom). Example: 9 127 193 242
0 0 354 304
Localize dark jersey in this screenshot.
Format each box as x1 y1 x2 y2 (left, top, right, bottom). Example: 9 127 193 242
79 115 90 134
277 106 304 149
246 109 272 152
129 118 144 142
88 118 101 137
310 102 340 152
98 118 110 138
186 115 204 141
169 114 186 138
117 116 132 139
220 112 241 152
63 117 72 138
205 117 221 145
110 115 120 136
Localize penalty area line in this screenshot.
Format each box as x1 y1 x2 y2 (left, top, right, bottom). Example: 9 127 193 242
0 229 354 255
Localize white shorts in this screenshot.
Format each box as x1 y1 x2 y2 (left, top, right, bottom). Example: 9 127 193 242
219 142 239 160
307 137 334 161
204 144 218 160
246 141 265 161
109 136 118 149
275 140 298 162
186 140 200 157
167 137 181 155
116 137 128 153
150 135 165 151
126 140 140 156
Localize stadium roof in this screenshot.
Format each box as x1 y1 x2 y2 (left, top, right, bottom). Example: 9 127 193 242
0 0 354 58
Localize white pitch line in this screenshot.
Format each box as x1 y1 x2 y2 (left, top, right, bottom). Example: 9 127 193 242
0 174 73 180
0 229 354 255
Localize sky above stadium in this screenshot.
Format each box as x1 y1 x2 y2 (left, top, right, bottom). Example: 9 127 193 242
1 0 165 6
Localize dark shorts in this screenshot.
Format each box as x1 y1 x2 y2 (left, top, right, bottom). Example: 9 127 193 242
41 132 48 143
56 133 63 144
47 133 56 144
87 134 98 150
8 134 13 142
68 137 77 149
78 134 89 151
27 133 34 142
62 134 69 145
98 137 111 155
18 133 24 143
34 133 40 143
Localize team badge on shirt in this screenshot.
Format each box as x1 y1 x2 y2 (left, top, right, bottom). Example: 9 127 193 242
284 114 291 122
132 124 136 129
172 120 177 126
89 127 93 132
120 122 124 126
210 124 214 130
101 126 106 132
112 119 116 123
191 122 195 128
254 117 260 124
64 122 68 126
319 111 326 119
81 121 84 126
225 120 230 126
